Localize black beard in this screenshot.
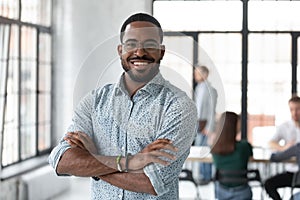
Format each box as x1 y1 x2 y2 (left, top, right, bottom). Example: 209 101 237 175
121 58 160 83
127 66 159 82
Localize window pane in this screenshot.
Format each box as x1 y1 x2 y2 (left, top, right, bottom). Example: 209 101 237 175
4 94 19 129
0 25 10 96
39 33 52 92
38 123 51 151
2 93 19 166
0 62 7 95
7 26 19 95
2 126 19 166
21 26 37 62
6 61 19 96
21 26 37 93
249 34 291 63
160 36 193 98
21 61 37 93
39 33 51 63
10 25 19 58
20 94 36 125
21 125 36 159
249 1 300 31
248 33 291 144
38 93 51 122
0 96 3 127
1 24 20 166
154 1 242 31
0 0 19 19
0 25 7 131
21 0 52 26
38 93 51 151
20 94 37 159
199 33 241 114
39 64 51 92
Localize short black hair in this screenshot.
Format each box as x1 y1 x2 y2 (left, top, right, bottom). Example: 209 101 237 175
120 13 163 43
289 95 300 104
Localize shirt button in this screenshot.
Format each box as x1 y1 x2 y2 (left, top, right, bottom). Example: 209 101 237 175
121 146 125 150
118 194 122 198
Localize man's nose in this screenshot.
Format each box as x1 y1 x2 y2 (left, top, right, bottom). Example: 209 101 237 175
134 46 147 57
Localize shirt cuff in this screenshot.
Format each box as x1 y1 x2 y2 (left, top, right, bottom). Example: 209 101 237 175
48 142 71 176
143 164 169 196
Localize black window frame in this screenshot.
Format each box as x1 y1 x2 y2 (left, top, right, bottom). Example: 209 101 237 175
153 0 300 140
0 0 52 180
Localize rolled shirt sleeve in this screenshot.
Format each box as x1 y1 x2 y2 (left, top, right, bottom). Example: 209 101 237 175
48 91 95 174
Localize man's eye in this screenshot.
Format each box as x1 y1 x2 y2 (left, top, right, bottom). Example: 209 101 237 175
144 42 158 49
125 42 137 48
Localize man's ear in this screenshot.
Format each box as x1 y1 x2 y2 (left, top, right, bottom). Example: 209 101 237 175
160 45 166 61
117 44 122 57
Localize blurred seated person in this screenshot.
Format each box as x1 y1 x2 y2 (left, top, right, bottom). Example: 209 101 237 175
265 143 300 200
211 111 253 200
265 96 300 200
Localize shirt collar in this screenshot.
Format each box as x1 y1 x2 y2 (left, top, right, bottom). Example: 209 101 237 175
114 74 128 96
114 72 166 97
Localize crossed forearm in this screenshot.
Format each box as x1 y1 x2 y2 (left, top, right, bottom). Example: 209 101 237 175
59 133 176 195
99 172 157 195
56 147 116 176
56 147 156 194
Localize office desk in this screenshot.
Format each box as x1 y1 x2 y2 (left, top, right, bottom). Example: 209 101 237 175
187 146 296 164
187 146 212 163
186 146 296 179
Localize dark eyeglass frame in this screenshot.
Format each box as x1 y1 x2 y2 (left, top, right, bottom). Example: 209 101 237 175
121 39 161 53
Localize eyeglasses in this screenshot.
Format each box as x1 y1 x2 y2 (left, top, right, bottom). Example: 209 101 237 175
122 40 161 53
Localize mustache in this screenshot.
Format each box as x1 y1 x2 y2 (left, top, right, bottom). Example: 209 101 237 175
128 56 155 62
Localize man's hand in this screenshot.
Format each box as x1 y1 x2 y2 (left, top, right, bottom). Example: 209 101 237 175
64 131 98 154
283 142 295 150
128 139 178 171
269 140 296 152
198 120 207 133
140 139 177 153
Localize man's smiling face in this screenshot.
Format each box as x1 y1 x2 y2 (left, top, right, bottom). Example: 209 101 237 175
118 21 165 83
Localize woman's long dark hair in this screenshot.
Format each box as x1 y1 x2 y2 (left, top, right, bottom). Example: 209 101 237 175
211 111 238 155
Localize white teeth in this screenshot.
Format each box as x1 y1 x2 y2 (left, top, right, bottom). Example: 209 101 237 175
133 62 148 66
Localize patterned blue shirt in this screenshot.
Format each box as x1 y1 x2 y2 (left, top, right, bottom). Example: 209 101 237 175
48 72 197 200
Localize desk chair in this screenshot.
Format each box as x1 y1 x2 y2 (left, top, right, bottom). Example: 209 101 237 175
291 171 300 200
215 169 264 200
179 169 200 200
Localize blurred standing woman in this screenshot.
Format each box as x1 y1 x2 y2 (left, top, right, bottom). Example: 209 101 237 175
211 112 253 200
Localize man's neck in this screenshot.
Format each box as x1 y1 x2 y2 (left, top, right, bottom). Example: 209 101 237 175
123 74 146 98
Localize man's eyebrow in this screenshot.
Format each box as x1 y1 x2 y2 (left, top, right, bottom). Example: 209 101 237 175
144 39 160 43
123 39 159 43
123 39 138 43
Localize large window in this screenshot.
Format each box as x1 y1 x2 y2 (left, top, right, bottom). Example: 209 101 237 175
154 0 300 145
199 33 242 114
0 0 52 172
